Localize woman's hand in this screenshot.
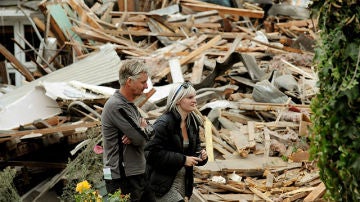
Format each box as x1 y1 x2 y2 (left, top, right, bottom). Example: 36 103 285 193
198 149 208 161
185 156 201 167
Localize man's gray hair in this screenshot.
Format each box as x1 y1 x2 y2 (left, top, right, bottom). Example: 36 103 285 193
118 60 149 86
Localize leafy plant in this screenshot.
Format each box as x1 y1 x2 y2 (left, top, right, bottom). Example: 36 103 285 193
0 167 20 201
107 189 131 202
61 127 105 201
310 0 360 201
74 180 102 202
74 180 130 202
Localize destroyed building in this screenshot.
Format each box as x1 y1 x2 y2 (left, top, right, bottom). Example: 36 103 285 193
0 0 325 201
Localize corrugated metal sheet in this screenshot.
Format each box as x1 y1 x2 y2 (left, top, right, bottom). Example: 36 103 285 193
0 43 121 112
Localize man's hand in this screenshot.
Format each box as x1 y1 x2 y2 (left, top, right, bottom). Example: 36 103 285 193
140 118 148 128
122 135 131 144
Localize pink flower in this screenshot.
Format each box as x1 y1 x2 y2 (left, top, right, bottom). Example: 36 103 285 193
93 145 103 154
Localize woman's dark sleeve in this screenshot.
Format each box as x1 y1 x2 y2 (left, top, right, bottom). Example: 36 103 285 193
145 118 186 172
195 122 208 167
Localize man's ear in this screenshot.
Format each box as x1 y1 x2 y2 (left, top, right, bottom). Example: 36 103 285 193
125 78 132 86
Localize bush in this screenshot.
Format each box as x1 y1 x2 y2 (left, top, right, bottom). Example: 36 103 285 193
310 0 360 201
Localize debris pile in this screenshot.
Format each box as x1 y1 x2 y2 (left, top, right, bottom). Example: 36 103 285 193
0 0 324 201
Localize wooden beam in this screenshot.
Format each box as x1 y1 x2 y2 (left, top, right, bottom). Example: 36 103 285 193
118 0 136 12
0 61 9 84
204 117 214 162
154 35 221 81
32 16 56 38
0 121 100 143
0 43 34 81
181 2 264 19
67 0 103 30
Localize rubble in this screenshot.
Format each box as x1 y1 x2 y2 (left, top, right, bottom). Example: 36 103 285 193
0 0 322 201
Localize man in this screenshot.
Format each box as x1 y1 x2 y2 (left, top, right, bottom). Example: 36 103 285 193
101 59 155 202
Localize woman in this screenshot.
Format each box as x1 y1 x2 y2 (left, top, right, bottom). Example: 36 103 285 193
145 82 208 202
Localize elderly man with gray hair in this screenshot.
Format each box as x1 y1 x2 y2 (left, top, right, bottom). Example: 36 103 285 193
102 59 155 201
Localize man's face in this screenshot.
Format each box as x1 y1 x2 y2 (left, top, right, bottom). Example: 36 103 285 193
129 72 148 97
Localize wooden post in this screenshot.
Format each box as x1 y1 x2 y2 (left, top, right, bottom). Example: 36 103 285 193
204 117 214 162
118 0 135 11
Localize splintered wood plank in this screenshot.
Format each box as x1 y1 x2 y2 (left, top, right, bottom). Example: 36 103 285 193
181 2 264 18
296 171 320 186
72 26 147 56
169 58 184 83
213 142 232 156
249 186 274 202
283 191 308 202
100 2 114 23
154 35 221 81
230 130 250 157
280 187 315 198
0 43 34 81
0 61 9 84
191 188 207 202
0 121 100 143
289 150 310 162
237 102 310 112
208 181 247 193
247 121 256 148
281 59 316 80
221 110 254 124
201 193 263 201
245 177 267 191
265 172 274 189
264 127 271 164
190 54 204 84
181 35 221 64
214 128 237 152
275 19 312 28
67 0 103 29
218 116 238 130
204 117 214 162
303 182 326 202
212 135 236 154
299 113 312 137
197 154 299 174
118 0 136 11
32 17 56 38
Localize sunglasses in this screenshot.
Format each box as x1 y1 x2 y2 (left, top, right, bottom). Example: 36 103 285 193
172 82 192 101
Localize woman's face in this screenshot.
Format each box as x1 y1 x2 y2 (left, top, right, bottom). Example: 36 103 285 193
178 92 197 113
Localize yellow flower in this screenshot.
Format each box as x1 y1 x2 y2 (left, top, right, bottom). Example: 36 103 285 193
75 180 92 194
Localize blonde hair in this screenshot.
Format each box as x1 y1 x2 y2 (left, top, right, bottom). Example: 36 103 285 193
165 82 202 128
118 60 149 86
165 82 195 112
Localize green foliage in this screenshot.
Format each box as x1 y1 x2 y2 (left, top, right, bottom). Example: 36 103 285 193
281 155 288 162
107 189 131 202
74 181 130 202
310 0 360 201
0 167 20 201
61 127 105 201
